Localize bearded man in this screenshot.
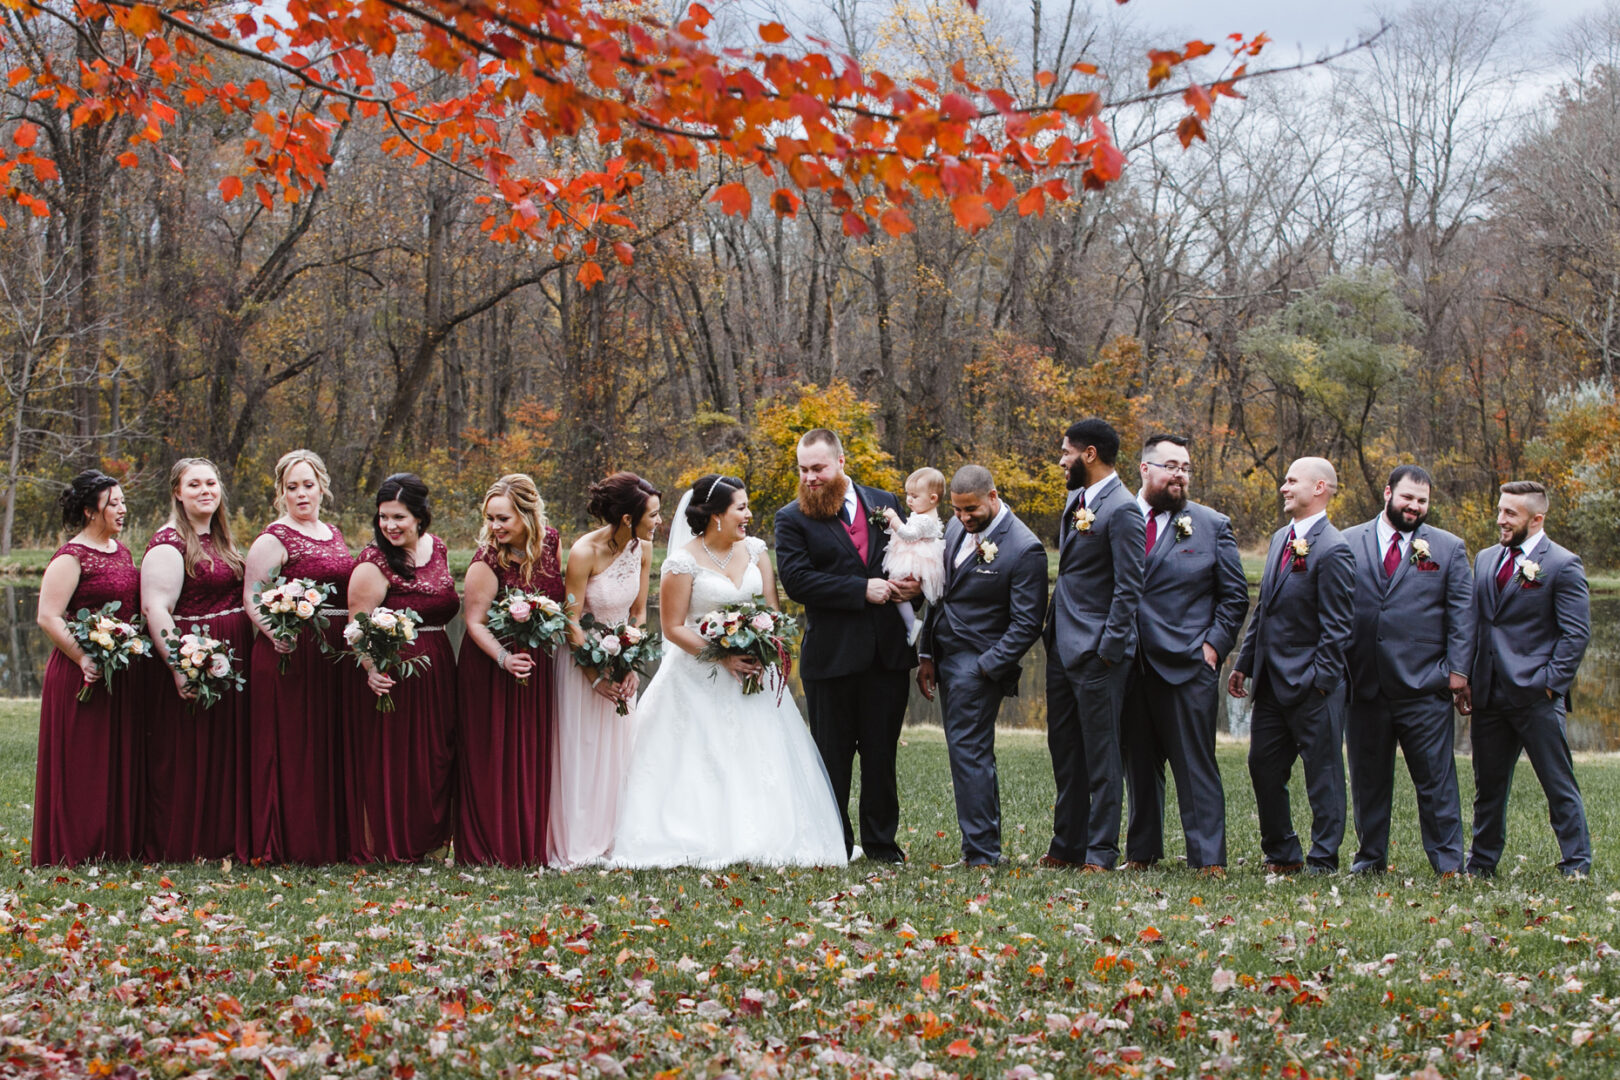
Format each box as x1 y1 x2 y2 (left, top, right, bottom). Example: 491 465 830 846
774 429 919 863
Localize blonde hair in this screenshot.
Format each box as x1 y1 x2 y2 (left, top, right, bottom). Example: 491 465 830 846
906 467 946 501
168 457 245 580
477 474 550 585
272 449 333 517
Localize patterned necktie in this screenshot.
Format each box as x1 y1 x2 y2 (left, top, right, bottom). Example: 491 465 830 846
1495 545 1522 592
1276 526 1297 577
1144 513 1159 556
1383 533 1401 578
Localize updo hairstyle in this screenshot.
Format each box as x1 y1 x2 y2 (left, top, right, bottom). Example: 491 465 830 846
587 472 662 535
684 474 744 535
59 470 119 531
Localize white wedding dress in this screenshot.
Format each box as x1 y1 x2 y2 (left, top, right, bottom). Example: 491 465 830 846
609 536 848 869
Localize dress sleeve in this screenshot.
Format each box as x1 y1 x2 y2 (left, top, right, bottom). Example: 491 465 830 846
145 526 183 555
746 536 769 564
662 548 699 577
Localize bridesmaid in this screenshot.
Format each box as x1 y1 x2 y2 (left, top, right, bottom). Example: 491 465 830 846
549 472 661 867
456 474 564 866
243 449 354 864
141 458 251 861
344 473 459 862
33 470 143 865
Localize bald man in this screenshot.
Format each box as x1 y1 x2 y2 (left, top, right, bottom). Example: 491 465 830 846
1229 457 1356 874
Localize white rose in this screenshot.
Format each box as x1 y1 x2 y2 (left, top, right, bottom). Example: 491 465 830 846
599 635 622 656
401 621 417 641
373 611 398 632
343 622 364 645
623 625 644 644
304 588 323 605
296 600 315 619
209 654 231 678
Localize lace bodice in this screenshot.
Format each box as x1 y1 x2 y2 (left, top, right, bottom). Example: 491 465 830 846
661 537 767 625
52 540 139 615
892 511 945 542
148 526 243 617
583 539 644 624
475 529 564 601
358 537 461 628
264 522 354 608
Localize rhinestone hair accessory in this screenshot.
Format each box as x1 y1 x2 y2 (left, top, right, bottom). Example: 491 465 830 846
705 476 726 503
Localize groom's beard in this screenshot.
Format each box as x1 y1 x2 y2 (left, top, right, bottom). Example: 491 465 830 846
1146 488 1187 515
798 474 849 520
1065 462 1085 491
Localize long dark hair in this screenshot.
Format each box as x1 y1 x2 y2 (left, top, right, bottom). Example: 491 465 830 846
59 470 119 532
684 474 744 535
372 473 432 580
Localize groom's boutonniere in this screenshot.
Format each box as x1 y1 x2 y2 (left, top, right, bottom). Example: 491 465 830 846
1174 514 1194 540
1072 506 1096 533
1518 559 1543 585
1289 535 1310 569
1409 538 1432 566
978 540 999 564
866 506 889 530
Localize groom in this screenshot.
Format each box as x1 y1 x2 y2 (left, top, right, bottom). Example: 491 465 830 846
916 465 1048 867
775 429 918 863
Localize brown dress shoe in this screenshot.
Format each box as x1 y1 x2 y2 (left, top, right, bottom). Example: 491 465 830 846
1264 861 1304 875
1079 863 1111 873
1037 854 1076 869
1123 860 1154 871
1196 865 1227 879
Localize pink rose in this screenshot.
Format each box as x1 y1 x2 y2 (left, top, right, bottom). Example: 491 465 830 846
749 613 774 632
509 599 533 622
209 654 231 678
600 635 622 656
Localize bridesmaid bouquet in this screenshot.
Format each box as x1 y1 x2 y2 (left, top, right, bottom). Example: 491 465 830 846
570 614 662 716
68 601 150 702
343 605 430 712
252 576 337 673
160 624 246 711
695 598 802 701
486 589 572 682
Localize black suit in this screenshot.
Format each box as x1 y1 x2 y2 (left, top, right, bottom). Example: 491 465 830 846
775 483 914 861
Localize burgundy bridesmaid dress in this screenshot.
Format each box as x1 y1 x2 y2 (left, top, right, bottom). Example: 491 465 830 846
143 528 251 862
33 541 143 866
455 529 564 866
248 522 354 864
343 537 459 862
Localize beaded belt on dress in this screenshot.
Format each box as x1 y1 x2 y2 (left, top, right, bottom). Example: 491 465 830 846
178 606 245 620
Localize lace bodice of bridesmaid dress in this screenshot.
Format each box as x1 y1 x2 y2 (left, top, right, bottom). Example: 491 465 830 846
583 539 643 623
54 541 139 614
660 537 766 627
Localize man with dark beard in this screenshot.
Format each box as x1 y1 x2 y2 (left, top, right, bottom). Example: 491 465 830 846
1120 435 1248 877
775 429 918 863
1342 465 1474 876
1463 480 1592 878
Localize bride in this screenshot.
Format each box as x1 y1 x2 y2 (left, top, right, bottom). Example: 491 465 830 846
609 474 848 869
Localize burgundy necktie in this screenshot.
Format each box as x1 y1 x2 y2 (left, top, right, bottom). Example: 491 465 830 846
1276 526 1296 576
1144 513 1159 555
1495 546 1522 592
1383 533 1401 577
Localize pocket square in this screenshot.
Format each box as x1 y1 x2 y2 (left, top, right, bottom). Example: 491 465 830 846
1416 562 1440 572
1290 561 1308 572
973 566 997 575
1520 579 1544 589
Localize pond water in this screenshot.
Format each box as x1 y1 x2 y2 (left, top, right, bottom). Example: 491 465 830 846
11 585 1620 749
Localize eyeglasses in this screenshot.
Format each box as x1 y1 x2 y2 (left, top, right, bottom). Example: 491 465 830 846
1145 462 1193 477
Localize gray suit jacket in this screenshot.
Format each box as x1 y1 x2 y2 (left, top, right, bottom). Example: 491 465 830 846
1045 475 1146 667
1469 537 1591 712
1236 516 1356 706
1135 500 1250 686
1343 519 1474 701
921 510 1049 691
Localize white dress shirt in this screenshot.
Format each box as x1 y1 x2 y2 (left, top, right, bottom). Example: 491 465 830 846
955 502 1010 567
1498 528 1548 576
841 479 860 524
1077 471 1120 511
1374 514 1412 566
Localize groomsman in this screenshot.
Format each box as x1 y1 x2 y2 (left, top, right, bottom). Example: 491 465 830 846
916 466 1048 867
1463 480 1592 878
1121 435 1249 876
1342 465 1473 876
776 429 918 863
1229 457 1355 874
1043 418 1146 871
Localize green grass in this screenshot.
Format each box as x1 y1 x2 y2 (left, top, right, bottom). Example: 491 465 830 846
3 703 1620 1075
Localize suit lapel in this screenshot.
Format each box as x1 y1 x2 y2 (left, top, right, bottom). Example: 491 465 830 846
1498 537 1546 609
1480 548 1504 620
1359 521 1384 596
1058 488 1080 550
1147 507 1175 562
1263 525 1293 606
944 519 967 593
946 511 1012 597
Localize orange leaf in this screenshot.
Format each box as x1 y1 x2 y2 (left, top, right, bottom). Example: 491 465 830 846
13 122 36 149
123 4 162 37
1184 82 1212 119
576 260 605 288
116 151 138 168
1177 115 1205 148
1138 926 1162 942
710 182 751 217
921 970 940 993
1034 70 1055 88
879 207 915 236
254 181 273 210
1016 187 1046 217
945 1039 977 1058
950 193 991 233
840 212 869 237
758 21 789 44
769 187 800 217
612 241 635 266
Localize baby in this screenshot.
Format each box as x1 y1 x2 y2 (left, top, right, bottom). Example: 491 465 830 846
883 467 947 645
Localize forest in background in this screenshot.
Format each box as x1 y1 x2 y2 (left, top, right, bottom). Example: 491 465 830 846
4 0 1620 560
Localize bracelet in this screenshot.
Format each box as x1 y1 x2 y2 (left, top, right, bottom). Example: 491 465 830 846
497 647 509 670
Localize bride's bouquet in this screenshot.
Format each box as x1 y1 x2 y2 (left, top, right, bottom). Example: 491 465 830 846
343 605 430 712
251 576 337 673
695 597 802 701
486 589 572 683
67 601 150 702
570 614 662 716
160 624 246 711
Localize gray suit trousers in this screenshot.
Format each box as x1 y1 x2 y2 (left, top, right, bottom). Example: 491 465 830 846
1467 695 1591 875
1123 662 1227 868
937 648 1005 863
1247 680 1346 870
1346 693 1464 873
1046 652 1131 867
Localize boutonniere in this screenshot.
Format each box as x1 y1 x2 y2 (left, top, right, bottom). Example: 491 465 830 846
1409 538 1432 565
1174 514 1193 540
1072 506 1096 533
977 540 999 564
1289 535 1310 568
866 506 889 530
1518 559 1542 584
